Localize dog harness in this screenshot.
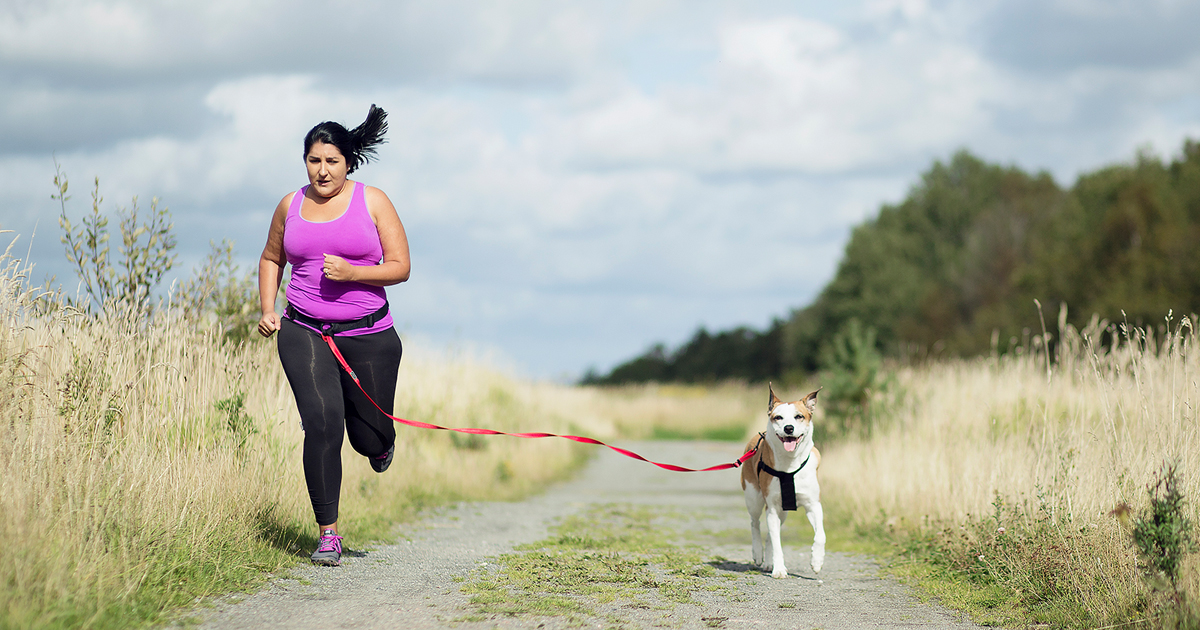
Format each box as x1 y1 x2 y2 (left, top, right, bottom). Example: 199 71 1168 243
754 432 811 511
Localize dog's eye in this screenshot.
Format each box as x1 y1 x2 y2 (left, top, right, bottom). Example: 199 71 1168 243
794 414 802 420
772 415 783 422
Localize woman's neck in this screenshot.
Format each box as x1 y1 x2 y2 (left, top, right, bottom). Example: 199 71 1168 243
309 180 352 203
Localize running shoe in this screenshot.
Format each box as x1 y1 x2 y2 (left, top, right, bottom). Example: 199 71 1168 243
311 530 343 566
370 443 395 473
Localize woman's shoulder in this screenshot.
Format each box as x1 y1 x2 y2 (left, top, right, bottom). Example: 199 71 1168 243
273 191 295 216
279 186 309 206
275 186 310 214
361 184 398 216
360 183 390 201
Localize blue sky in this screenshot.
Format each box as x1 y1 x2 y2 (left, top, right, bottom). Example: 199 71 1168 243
2 0 1198 379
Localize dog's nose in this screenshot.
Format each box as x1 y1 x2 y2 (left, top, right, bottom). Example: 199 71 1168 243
784 425 794 435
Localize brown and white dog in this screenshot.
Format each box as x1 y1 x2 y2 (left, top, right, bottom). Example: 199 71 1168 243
740 384 824 578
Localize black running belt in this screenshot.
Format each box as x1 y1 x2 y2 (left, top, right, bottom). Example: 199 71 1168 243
757 453 811 511
285 302 390 336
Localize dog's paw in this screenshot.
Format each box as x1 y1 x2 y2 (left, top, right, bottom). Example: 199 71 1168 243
771 566 788 579
811 558 823 574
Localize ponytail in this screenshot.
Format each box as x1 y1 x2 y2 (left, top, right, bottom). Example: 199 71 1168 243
347 104 388 172
303 104 389 174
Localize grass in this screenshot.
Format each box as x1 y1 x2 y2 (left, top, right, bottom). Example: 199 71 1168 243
819 314 1200 628
569 381 776 443
649 424 749 442
550 314 1200 629
14 206 1200 630
460 503 735 626
0 243 598 630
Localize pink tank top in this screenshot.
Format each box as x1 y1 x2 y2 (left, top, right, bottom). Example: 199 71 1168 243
283 182 394 335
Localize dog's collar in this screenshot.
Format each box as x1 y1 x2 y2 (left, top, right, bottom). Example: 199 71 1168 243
756 433 810 512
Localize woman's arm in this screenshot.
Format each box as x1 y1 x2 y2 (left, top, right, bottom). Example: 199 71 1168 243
322 186 411 287
257 194 291 337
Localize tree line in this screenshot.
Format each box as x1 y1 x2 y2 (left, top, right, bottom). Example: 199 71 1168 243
585 140 1200 385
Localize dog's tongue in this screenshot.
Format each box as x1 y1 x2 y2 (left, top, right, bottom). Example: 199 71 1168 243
783 439 798 452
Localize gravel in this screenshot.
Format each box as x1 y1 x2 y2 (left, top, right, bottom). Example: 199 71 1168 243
180 440 983 629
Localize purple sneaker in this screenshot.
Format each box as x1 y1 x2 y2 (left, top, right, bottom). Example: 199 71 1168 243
370 443 395 473
311 530 343 566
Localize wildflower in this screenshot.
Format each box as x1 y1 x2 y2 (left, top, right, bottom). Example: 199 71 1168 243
1108 502 1133 531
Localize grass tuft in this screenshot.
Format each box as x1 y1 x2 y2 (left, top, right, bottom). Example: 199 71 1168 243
460 504 732 624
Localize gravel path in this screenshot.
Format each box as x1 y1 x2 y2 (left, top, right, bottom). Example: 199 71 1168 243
183 441 983 629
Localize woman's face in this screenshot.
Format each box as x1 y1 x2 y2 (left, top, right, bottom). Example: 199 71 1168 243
306 142 349 198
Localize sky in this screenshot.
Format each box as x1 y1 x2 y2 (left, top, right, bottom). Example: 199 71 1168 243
2 0 1199 380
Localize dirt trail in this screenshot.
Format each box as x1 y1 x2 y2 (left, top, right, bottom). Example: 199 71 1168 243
183 441 982 629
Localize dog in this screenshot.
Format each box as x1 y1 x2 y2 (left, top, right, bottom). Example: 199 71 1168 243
740 384 824 578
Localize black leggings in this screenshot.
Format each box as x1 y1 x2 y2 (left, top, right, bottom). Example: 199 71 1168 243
277 318 402 526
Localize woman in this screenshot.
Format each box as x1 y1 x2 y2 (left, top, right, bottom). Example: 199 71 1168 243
257 105 411 566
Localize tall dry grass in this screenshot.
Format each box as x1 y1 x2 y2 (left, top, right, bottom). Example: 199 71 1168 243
566 382 764 442
821 313 1200 626
0 244 597 630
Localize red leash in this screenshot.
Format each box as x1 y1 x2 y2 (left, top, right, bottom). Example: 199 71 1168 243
322 335 756 473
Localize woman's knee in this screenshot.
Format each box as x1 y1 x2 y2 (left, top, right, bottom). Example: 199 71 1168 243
303 413 346 445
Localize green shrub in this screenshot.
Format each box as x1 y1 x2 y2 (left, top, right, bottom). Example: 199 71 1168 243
173 239 260 344
55 167 259 343
55 165 177 315
1128 461 1199 629
1135 462 1195 587
818 318 895 438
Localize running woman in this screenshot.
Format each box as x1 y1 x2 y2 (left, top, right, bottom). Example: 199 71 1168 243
257 105 411 566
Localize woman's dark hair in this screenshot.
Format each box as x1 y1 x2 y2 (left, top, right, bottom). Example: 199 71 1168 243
303 104 388 174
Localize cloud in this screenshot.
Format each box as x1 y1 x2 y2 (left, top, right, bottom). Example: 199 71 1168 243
0 0 609 162
1 0 1198 377
979 0 1200 74
0 0 604 84
539 13 1005 178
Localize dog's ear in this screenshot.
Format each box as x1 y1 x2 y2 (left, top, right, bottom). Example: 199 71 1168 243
801 388 821 413
768 382 783 411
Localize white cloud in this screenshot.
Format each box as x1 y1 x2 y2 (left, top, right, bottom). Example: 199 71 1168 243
529 9 1020 182
0 0 607 84
1 0 1198 377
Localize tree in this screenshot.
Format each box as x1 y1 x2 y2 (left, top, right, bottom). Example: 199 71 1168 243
588 140 1200 385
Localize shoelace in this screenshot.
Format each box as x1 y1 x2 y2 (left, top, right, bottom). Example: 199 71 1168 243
316 534 343 553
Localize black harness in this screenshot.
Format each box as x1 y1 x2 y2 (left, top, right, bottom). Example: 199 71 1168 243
285 302 390 336
754 432 811 511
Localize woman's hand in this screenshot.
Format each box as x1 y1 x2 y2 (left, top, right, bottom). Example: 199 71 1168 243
258 311 281 338
322 253 355 282
259 193 290 339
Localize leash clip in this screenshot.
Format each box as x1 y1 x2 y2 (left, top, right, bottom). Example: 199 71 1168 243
322 334 360 383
